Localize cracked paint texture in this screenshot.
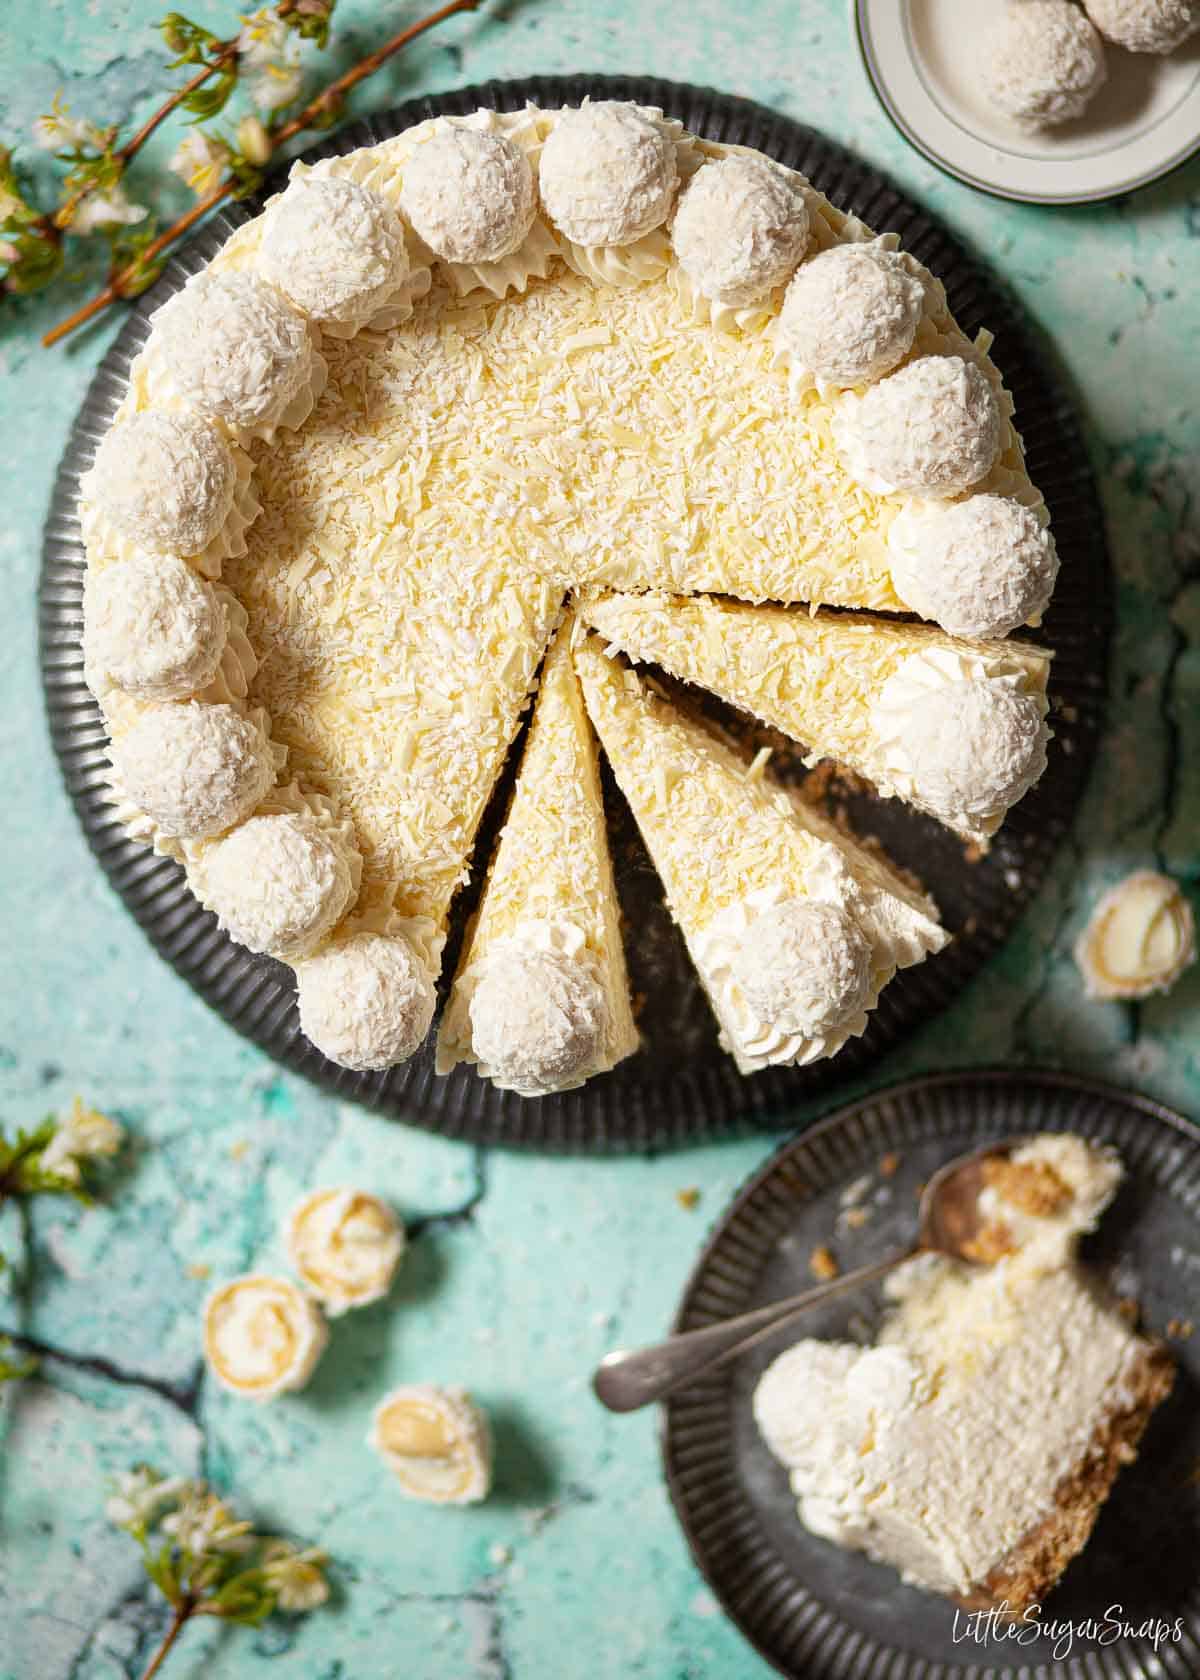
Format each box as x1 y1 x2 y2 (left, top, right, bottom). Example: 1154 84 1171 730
0 1 1198 1676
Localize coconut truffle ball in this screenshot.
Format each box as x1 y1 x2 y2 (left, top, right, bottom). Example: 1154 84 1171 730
84 411 237 556
730 900 872 1040
833 356 1004 498
777 244 925 387
86 553 227 700
1084 0 1199 51
400 127 537 265
538 101 678 247
888 496 1060 638
895 679 1048 822
258 175 410 333
981 1 1107 129
469 946 607 1093
145 271 321 435
671 155 810 307
296 932 436 1071
111 701 275 839
198 812 359 959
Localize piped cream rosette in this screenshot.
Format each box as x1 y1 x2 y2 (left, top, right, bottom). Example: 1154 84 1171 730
369 1384 493 1505
203 1273 328 1401
285 1186 405 1315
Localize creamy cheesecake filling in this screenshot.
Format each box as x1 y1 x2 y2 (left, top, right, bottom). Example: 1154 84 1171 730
754 1136 1171 1603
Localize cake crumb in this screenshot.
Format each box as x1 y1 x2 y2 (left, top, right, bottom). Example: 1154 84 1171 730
809 1244 839 1281
676 1187 701 1211
879 1152 901 1177
1166 1317 1195 1340
962 1220 1016 1264
841 1206 869 1231
984 1156 1072 1217
229 1139 250 1161
186 1262 211 1280
1116 1296 1140 1325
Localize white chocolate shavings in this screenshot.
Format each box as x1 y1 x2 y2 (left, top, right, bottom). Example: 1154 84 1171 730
81 410 238 557
538 101 678 248
871 648 1050 836
109 701 277 840
981 1 1107 129
203 1273 328 1401
775 243 926 389
1075 869 1196 999
579 590 1051 848
437 623 637 1089
142 270 327 439
295 931 436 1071
1084 0 1199 51
400 126 537 265
188 808 359 960
369 1384 492 1504
888 494 1059 638
574 637 946 1074
469 935 610 1097
83 552 226 700
285 1186 405 1314
833 356 1004 498
671 154 810 308
258 174 413 336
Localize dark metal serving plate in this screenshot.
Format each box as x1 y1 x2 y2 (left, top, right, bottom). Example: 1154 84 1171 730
39 76 1111 1151
663 1071 1200 1679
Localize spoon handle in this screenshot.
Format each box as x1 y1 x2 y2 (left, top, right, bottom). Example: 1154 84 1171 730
592 1248 915 1414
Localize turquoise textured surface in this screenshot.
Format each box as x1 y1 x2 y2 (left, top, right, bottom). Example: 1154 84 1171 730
1 3 1198 1677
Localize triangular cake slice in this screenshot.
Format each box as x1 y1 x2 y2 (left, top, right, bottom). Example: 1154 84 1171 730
574 635 948 1075
437 618 639 1095
582 591 1052 848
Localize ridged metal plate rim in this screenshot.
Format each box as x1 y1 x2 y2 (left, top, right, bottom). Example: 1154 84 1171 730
39 76 1111 1152
662 1068 1200 1679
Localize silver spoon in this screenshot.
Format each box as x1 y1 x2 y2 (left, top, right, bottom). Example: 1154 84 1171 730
593 1138 1014 1414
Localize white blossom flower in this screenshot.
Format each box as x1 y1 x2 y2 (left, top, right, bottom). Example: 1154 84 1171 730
32 94 103 154
69 188 148 235
105 1467 188 1531
162 1488 254 1557
169 130 232 198
40 1097 124 1184
237 7 292 71
235 115 272 167
262 1541 330 1610
249 60 304 112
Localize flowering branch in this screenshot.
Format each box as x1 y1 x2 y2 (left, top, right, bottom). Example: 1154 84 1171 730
21 0 482 349
0 1098 124 1209
105 1468 331 1680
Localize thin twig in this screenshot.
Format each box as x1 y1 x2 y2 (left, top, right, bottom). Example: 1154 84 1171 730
139 1600 194 1680
117 43 239 164
41 0 481 349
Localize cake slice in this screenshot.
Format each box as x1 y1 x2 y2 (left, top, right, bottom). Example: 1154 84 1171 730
573 635 947 1074
436 618 638 1095
582 590 1052 848
754 1135 1175 1613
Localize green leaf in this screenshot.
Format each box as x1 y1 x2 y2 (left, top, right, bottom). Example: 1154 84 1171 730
160 12 222 66
183 70 237 122
143 1540 183 1608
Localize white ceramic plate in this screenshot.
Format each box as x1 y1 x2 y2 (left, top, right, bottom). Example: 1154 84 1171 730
857 0 1200 203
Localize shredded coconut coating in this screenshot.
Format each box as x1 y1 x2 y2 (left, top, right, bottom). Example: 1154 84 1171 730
890 677 1049 823
85 553 226 699
1084 0 1198 50
834 356 1003 497
888 495 1060 638
671 155 810 307
111 701 276 839
982 1 1107 128
82 411 237 556
196 811 358 959
296 932 435 1071
400 127 537 265
469 946 608 1094
258 175 411 332
730 898 873 1039
538 101 678 247
145 271 323 435
777 244 925 387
